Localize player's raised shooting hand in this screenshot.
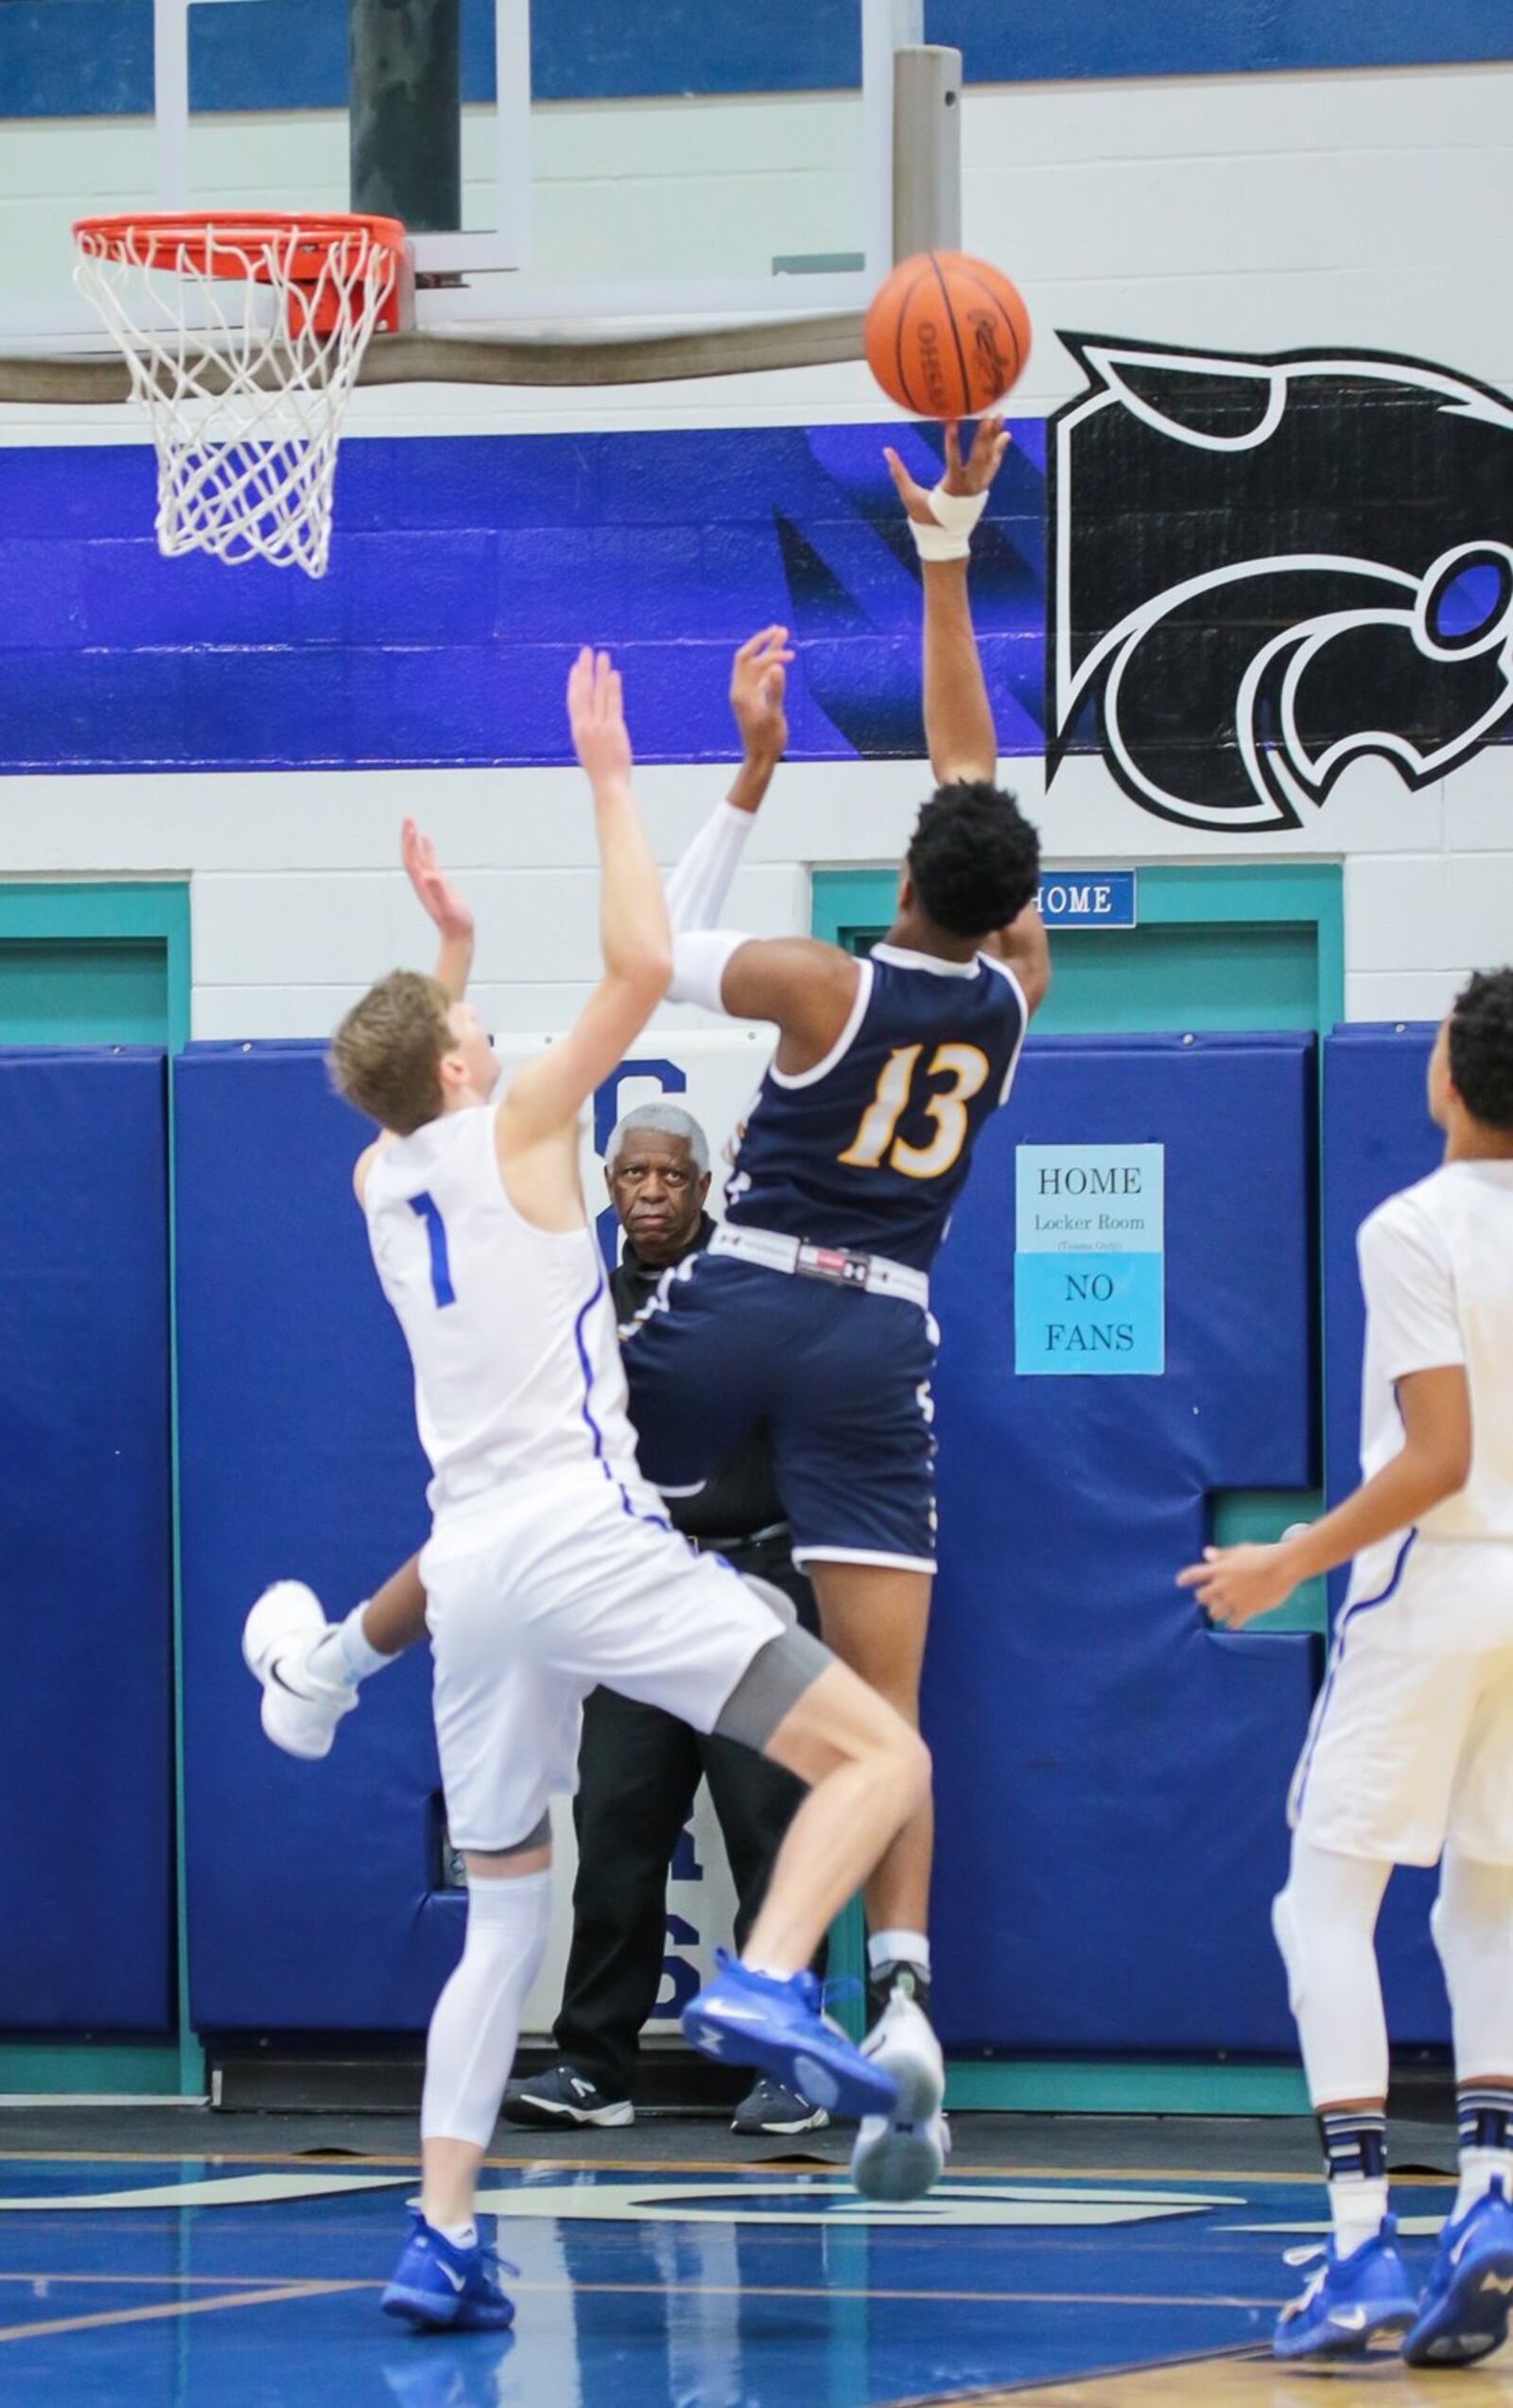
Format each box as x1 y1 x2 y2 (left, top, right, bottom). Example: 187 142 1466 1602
943 415 1010 495
401 817 474 945
729 626 792 768
1177 1540 1299 1630
883 417 1009 526
568 646 634 792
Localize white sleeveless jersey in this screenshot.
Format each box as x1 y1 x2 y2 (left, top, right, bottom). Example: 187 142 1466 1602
361 1103 641 1522
1350 1159 1513 1620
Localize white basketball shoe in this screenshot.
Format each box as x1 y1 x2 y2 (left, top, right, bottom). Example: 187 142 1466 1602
851 1983 948 2203
242 1581 357 1761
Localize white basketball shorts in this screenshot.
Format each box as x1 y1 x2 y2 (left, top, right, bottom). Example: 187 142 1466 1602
1289 1533 1513 1866
419 1465 788 1852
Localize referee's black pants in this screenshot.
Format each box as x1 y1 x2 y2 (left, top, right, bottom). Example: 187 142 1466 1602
552 1538 821 2102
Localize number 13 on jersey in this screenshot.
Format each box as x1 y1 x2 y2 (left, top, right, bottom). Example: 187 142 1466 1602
840 1044 990 1180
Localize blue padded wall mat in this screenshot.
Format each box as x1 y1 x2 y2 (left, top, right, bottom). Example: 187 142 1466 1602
181 1032 1320 2050
176 1044 458 2030
1322 1023 1448 2049
926 1033 1318 2053
0 1048 173 2031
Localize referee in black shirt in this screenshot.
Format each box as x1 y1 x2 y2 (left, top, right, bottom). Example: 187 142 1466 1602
501 1102 825 2137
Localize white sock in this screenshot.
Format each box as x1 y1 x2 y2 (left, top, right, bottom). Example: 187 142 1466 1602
308 1602 390 1689
868 1930 930 1977
433 2219 477 2250
421 1869 551 2149
1454 2146 1513 2224
1330 2175 1389 2254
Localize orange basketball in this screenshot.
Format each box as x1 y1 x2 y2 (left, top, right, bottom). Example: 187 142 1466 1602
864 250 1031 419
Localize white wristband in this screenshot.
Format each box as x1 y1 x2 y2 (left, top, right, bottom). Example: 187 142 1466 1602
907 482 988 563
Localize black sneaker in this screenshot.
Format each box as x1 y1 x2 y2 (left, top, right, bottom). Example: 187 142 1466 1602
731 2075 830 2136
500 2064 634 2129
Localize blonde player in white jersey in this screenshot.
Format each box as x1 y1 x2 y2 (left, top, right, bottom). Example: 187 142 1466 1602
258 650 926 2337
1181 967 1513 2369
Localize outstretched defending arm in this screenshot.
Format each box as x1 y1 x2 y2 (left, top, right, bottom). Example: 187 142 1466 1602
402 817 475 1003
500 649 671 1147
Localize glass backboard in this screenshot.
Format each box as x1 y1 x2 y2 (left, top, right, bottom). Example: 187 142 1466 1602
0 0 910 351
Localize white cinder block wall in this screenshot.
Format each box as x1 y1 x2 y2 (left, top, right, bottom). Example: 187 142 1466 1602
1 63 1511 1036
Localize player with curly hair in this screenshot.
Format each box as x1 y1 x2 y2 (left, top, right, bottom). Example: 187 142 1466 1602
618 419 1049 2203
1183 967 1513 2366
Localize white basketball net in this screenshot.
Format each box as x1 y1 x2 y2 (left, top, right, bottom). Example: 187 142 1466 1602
74 217 399 577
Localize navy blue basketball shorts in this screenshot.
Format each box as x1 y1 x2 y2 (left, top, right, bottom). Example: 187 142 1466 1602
620 1254 939 1573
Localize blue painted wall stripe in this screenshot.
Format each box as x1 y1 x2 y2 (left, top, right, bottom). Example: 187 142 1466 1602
933 0 1513 82
0 422 1047 774
2 0 1508 120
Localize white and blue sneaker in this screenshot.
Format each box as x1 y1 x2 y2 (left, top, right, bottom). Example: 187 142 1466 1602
381 2210 517 2333
242 1581 357 1761
1273 2216 1417 2360
1402 2177 1513 2366
852 1983 948 2203
682 1952 898 2123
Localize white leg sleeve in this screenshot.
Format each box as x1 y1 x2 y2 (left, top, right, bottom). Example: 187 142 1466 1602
1433 1849 1513 2081
1272 1836 1393 2106
420 1868 552 2147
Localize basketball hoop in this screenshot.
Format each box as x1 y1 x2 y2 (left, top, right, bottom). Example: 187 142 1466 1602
72 211 408 577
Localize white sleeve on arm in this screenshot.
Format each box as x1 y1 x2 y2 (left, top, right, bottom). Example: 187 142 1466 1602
665 801 755 934
1358 1202 1465 1379
668 927 749 1014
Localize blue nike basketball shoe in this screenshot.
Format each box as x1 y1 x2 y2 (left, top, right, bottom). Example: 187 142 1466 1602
1402 2177 1513 2366
683 1953 898 2122
381 2209 517 2332
1273 2217 1417 2360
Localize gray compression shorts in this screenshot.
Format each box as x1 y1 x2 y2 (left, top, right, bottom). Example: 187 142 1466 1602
713 1623 833 1753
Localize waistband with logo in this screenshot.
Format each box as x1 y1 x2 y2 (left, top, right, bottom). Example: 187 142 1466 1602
708 1221 930 1309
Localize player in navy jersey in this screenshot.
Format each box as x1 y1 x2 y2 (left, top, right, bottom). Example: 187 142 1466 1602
625 418 1050 2200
